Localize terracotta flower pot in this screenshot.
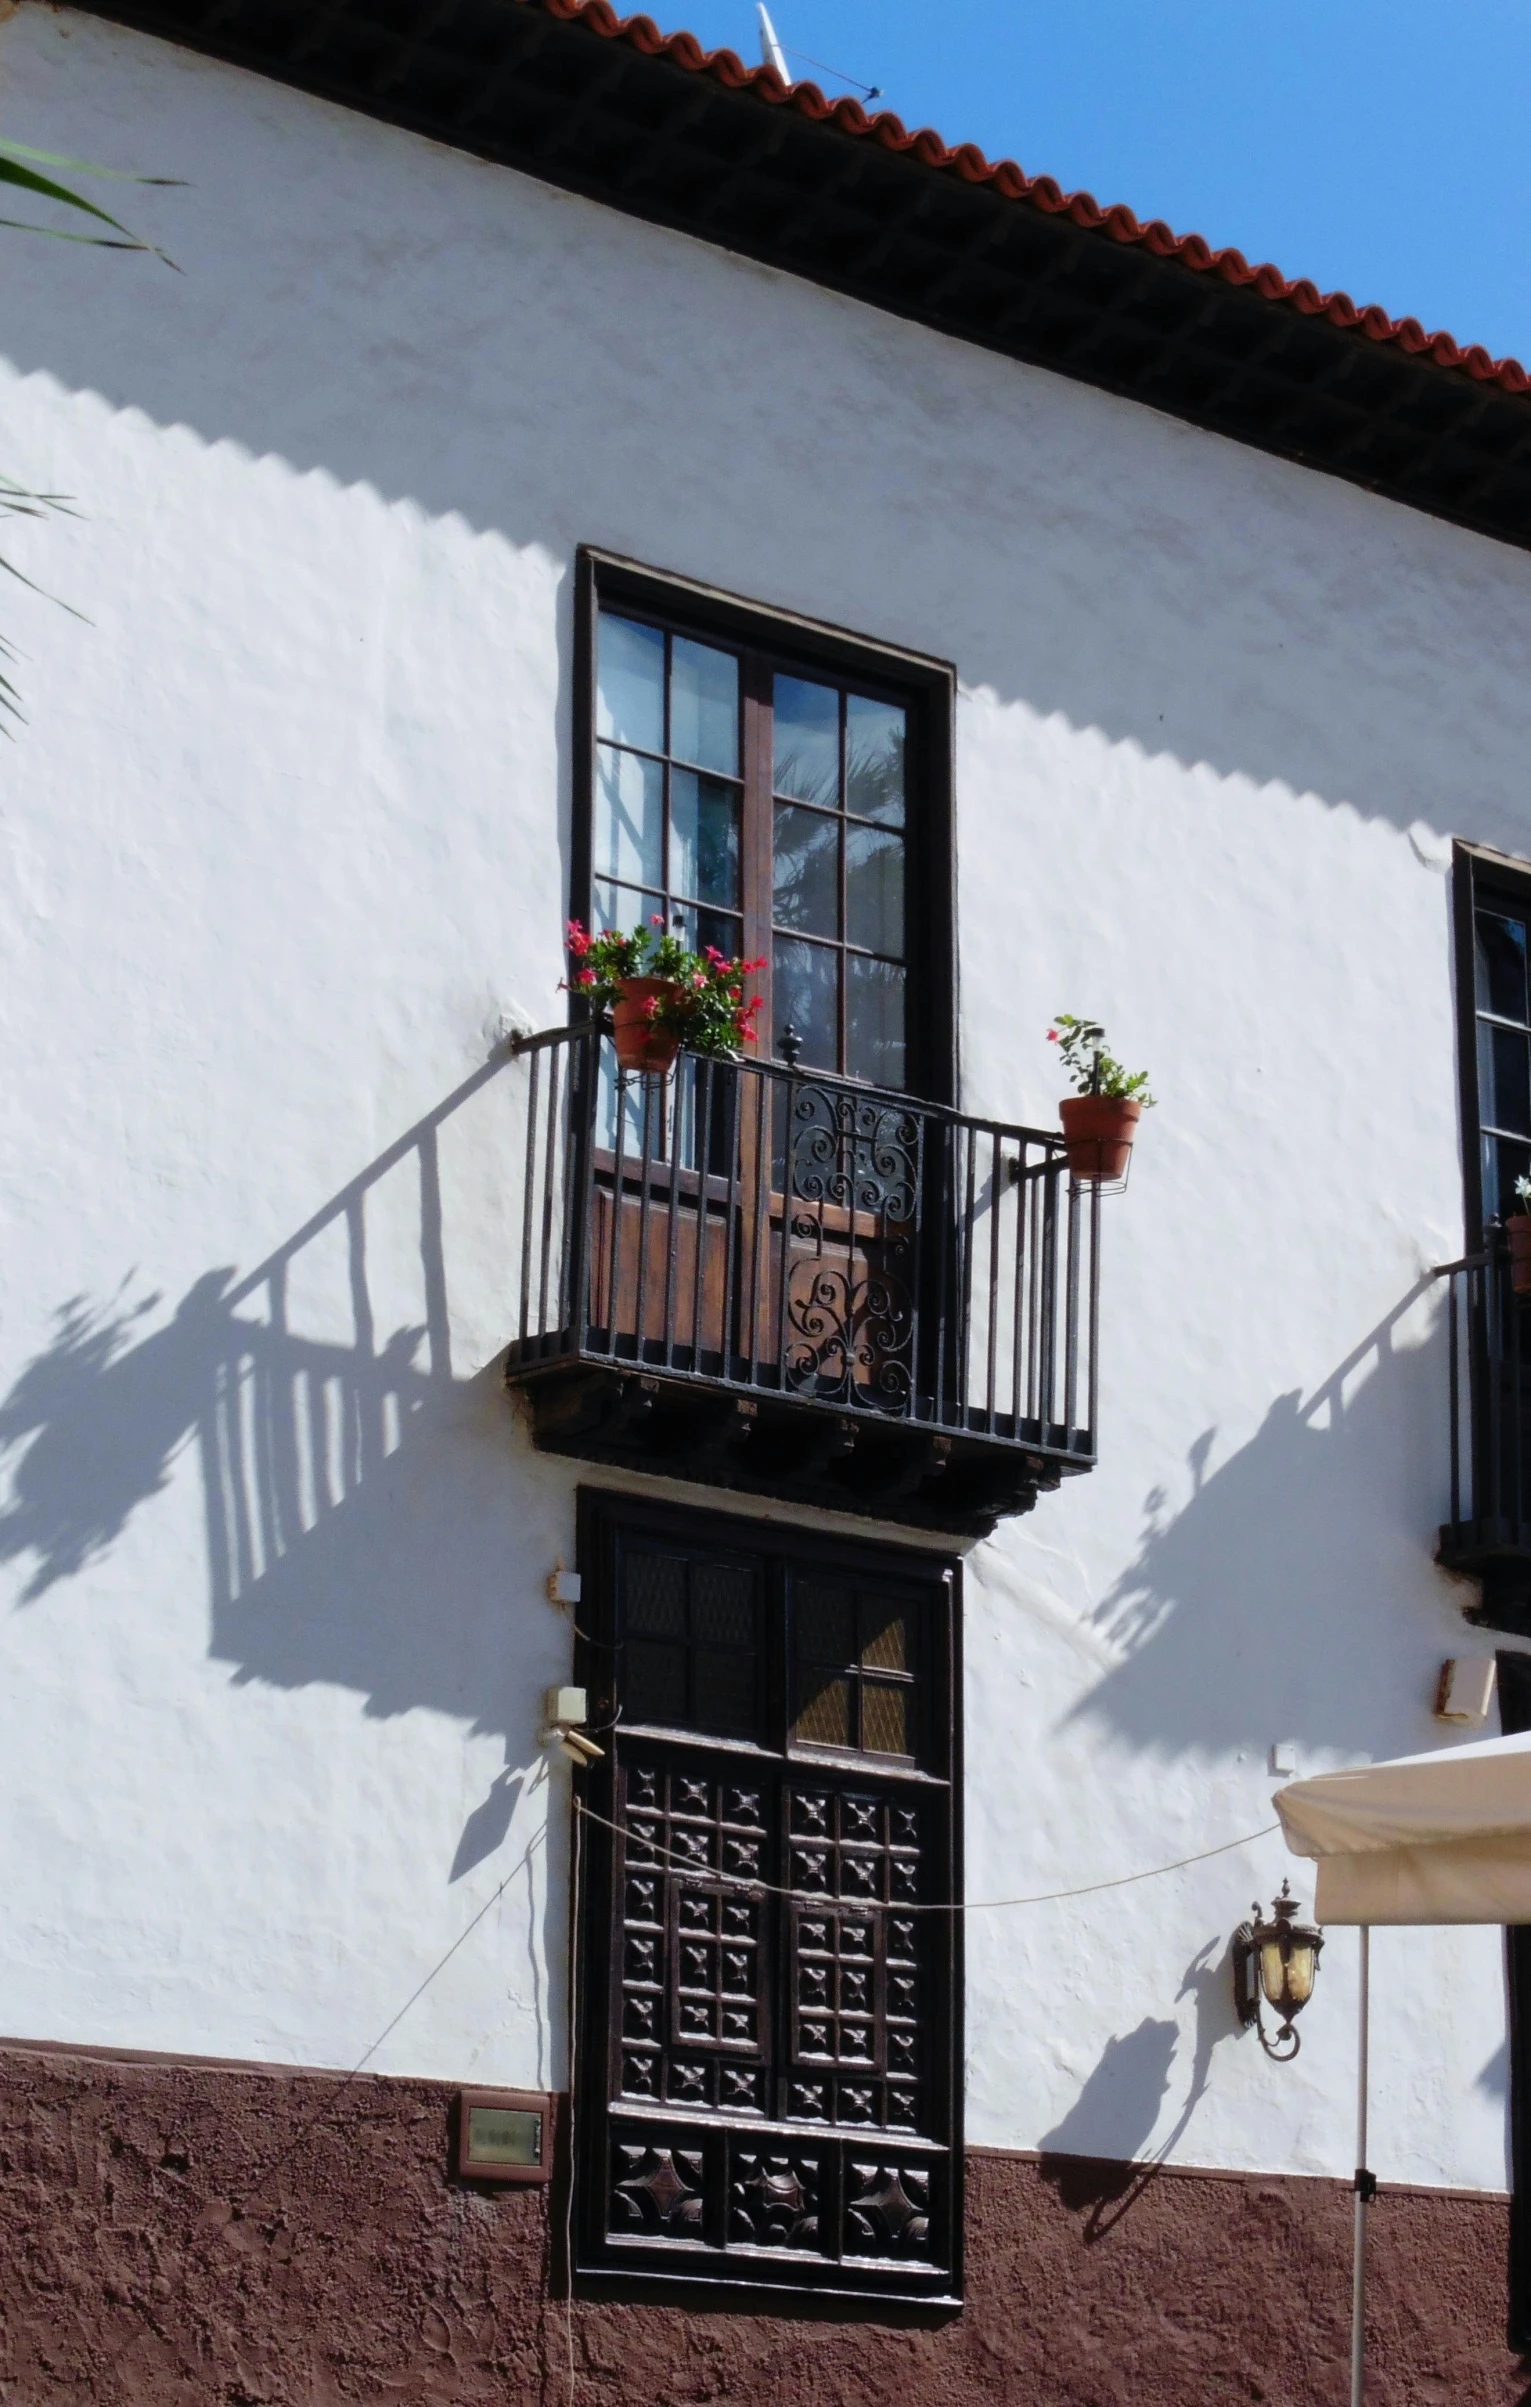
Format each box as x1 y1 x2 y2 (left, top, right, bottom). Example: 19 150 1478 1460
1507 1213 1531 1297
610 976 684 1074
1059 1094 1142 1183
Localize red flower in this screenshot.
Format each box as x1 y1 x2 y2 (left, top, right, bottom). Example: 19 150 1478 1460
567 920 591 956
1046 1028 1058 1042
576 968 595 986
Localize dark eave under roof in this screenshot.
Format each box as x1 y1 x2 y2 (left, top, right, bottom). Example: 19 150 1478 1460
65 0 1531 554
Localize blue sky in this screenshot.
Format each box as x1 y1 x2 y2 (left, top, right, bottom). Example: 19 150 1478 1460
661 1 1531 366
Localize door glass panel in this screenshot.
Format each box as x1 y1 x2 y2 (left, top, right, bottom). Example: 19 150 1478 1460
860 1603 906 1672
774 937 839 1070
845 695 905 827
799 1580 856 1663
695 1648 757 1734
1477 911 1530 1024
672 769 741 908
774 804 839 937
595 744 665 890
593 879 663 938
845 824 904 956
628 1551 687 1634
773 676 840 808
845 956 906 1089
627 1641 689 1725
597 613 665 754
670 637 739 775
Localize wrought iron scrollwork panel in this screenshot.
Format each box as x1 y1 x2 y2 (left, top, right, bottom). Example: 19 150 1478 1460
784 1082 921 1414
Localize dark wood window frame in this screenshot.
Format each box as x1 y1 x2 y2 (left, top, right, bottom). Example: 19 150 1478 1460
569 1486 964 2307
571 546 959 1109
1498 1650 1531 2347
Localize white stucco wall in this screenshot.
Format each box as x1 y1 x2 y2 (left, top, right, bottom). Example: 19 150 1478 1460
1 3 1528 2193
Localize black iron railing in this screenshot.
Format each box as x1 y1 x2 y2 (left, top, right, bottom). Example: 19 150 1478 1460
1438 1231 1531 1627
504 1026 1099 1487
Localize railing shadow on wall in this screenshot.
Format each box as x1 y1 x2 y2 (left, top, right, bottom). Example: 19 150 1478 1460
0 1046 561 1881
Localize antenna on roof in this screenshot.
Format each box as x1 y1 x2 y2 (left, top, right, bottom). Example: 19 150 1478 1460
756 4 789 80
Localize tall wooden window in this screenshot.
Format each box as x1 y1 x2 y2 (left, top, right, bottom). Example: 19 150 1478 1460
574 551 956 1106
571 1490 963 2304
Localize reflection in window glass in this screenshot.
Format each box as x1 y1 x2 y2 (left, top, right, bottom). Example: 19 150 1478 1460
773 676 840 807
774 936 838 1071
671 769 740 909
774 803 839 939
670 638 739 775
1478 913 1529 1026
792 1578 918 1758
846 956 906 1089
845 694 905 826
595 745 664 890
845 823 904 955
597 614 665 754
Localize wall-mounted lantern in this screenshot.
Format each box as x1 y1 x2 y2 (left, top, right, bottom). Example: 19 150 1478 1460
1233 1881 1324 2059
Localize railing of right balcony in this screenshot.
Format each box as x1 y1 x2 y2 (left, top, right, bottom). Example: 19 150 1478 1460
1438 1230 1531 1623
504 1024 1099 1473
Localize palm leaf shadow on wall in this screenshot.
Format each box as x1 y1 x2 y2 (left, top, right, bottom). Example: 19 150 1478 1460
1070 1273 1453 1762
0 1049 542 1880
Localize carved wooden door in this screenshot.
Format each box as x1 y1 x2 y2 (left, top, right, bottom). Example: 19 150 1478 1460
574 1496 962 2303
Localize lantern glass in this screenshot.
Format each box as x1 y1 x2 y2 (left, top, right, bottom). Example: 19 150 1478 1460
1284 1941 1317 2007
1258 1938 1287 2008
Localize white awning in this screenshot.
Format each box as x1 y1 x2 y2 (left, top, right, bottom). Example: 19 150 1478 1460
1275 1730 1531 1925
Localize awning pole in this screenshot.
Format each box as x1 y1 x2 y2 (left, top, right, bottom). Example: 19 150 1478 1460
1351 1925 1373 2407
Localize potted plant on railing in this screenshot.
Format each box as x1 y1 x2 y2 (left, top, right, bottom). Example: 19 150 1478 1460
565 918 764 1074
1507 1176 1531 1295
1050 1013 1155 1183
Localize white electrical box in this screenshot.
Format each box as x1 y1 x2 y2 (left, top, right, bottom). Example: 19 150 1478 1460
545 1685 588 1727
1435 1658 1497 1725
546 1568 583 1607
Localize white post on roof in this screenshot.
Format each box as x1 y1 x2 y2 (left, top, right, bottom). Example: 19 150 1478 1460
757 4 789 79
1351 1927 1371 2407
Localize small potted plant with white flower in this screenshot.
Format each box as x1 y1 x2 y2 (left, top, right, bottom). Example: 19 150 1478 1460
1507 1175 1531 1295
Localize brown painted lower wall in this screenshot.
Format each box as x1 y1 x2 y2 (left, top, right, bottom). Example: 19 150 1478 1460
0 2038 1524 2407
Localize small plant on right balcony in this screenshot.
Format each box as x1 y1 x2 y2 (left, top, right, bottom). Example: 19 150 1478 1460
1049 1014 1155 1185
1508 1174 1531 1295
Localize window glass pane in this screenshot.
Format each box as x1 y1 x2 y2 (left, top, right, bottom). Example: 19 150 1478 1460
672 769 741 908
861 1682 909 1757
845 695 905 827
860 1601 906 1672
593 879 663 939
1487 1025 1531 1135
627 1551 687 1637
1477 911 1530 1024
595 744 664 891
626 1642 688 1725
669 903 743 963
795 1671 850 1747
773 676 840 808
597 613 665 754
774 803 839 938
845 955 906 1089
694 1648 756 1735
798 1579 856 1665
693 1563 756 1644
671 637 739 775
773 937 839 1070
845 823 904 957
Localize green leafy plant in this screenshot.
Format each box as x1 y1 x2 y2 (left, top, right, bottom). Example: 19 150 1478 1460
566 919 765 1058
0 136 182 719
1048 1013 1155 1106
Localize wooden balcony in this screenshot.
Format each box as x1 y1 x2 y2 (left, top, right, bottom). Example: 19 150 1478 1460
503 1026 1100 1536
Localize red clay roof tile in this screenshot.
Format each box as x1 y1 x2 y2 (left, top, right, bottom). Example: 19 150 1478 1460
540 0 1531 395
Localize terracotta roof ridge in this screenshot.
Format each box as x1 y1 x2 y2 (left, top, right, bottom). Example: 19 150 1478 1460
538 0 1531 396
